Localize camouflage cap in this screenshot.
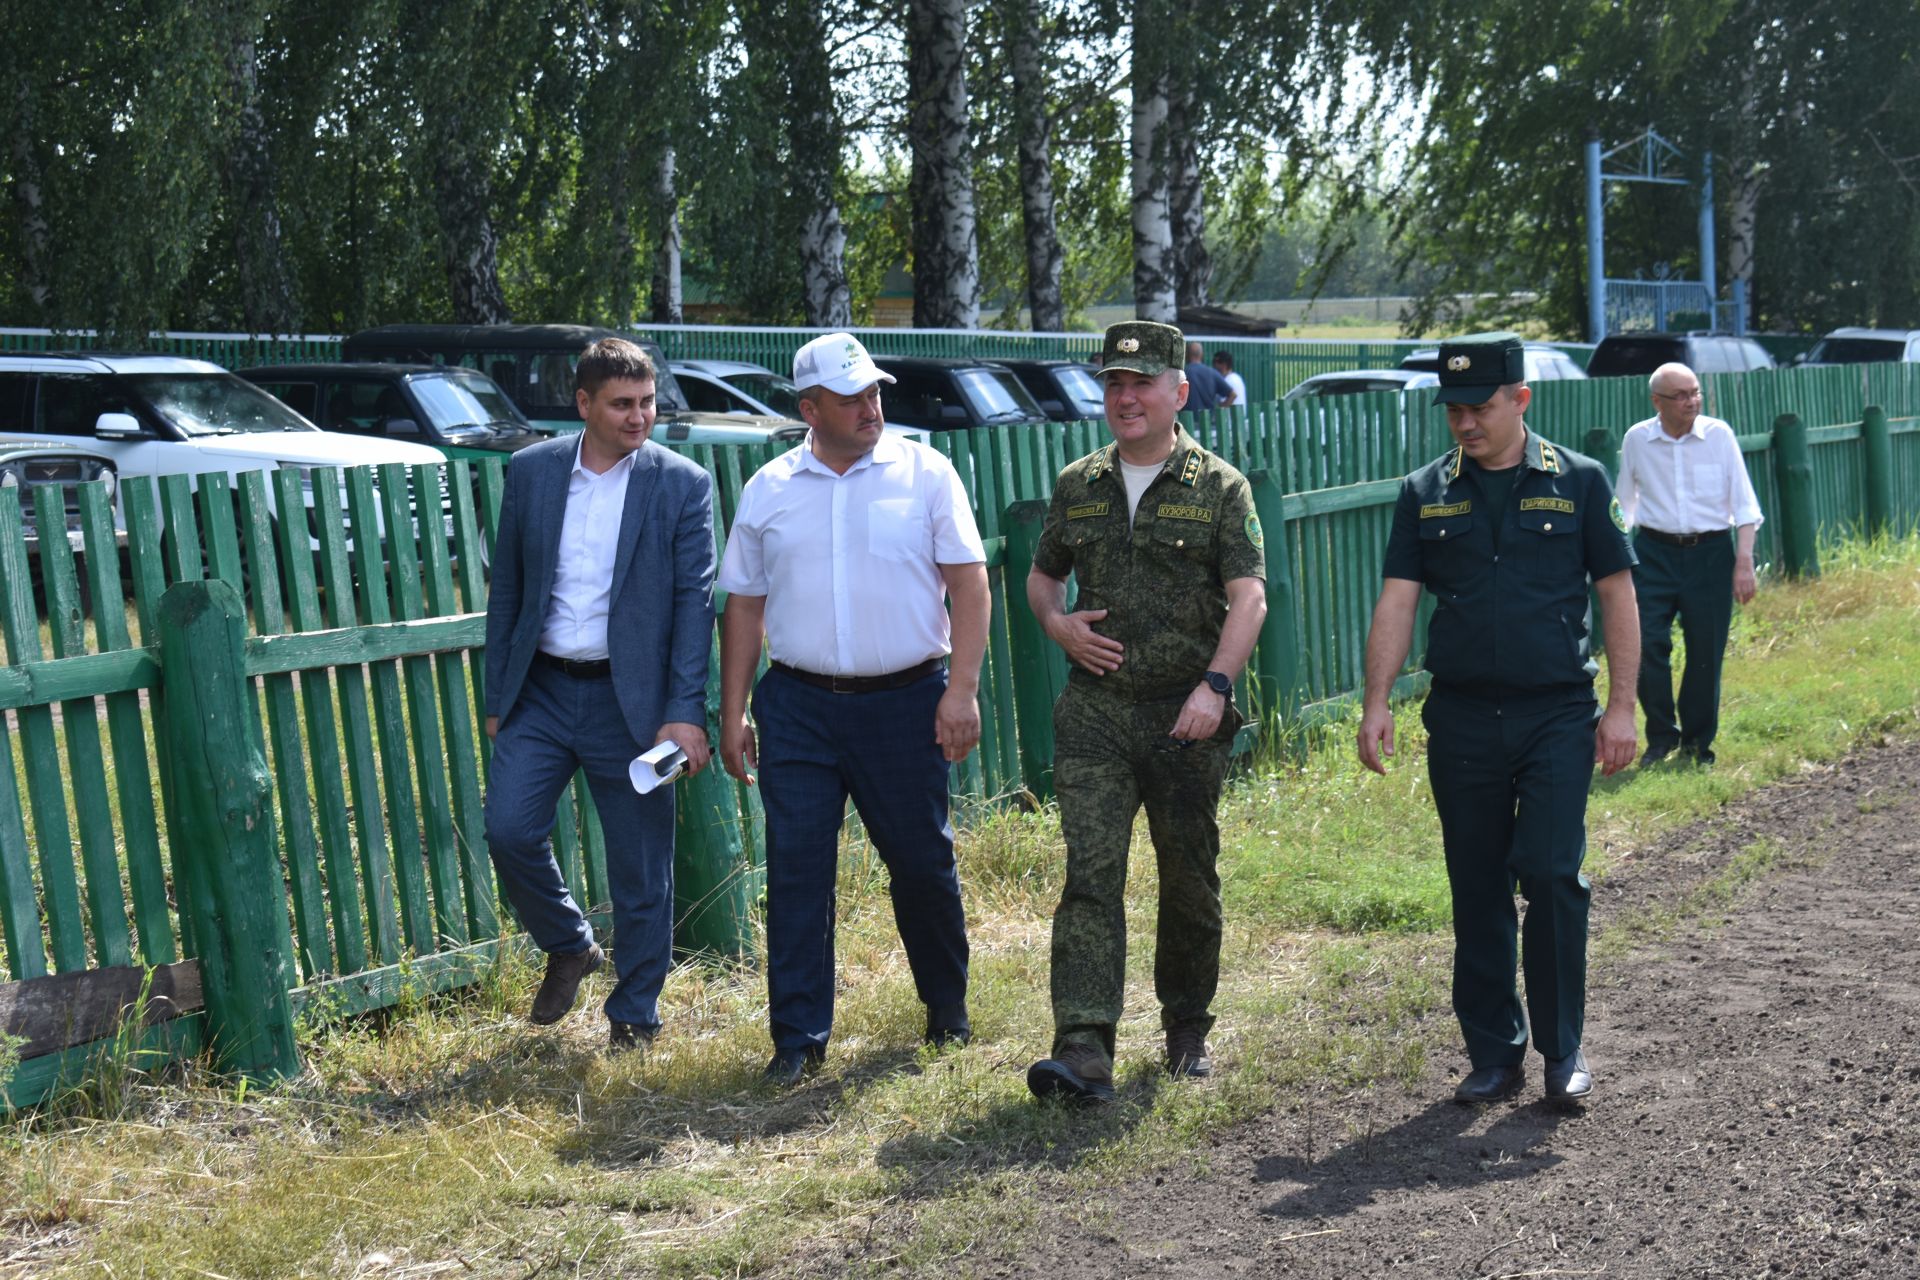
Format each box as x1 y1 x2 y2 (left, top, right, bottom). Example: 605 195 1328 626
1096 320 1185 378
1432 331 1527 405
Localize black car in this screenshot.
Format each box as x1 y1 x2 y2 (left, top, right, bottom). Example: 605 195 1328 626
868 356 1048 430
238 364 542 461
1586 332 1776 378
340 323 803 444
991 358 1105 422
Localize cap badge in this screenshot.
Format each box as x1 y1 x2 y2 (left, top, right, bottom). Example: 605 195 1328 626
1447 355 1471 371
1118 337 1140 353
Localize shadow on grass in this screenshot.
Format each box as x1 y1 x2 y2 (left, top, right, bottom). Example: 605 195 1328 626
1253 1093 1577 1221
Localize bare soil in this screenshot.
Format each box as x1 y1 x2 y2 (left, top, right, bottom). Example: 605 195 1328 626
978 739 1920 1279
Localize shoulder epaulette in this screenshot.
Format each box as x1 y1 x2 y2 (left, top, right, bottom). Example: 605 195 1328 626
1179 448 1202 486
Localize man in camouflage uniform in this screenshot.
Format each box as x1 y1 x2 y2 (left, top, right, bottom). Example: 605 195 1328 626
1024 320 1268 1104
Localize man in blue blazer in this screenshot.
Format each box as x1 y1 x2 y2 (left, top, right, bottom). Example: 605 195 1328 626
483 338 716 1051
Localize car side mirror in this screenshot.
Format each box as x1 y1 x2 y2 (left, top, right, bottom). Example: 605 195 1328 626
94 412 144 439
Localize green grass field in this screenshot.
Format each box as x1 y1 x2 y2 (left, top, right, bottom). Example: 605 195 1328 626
4 537 1918 1279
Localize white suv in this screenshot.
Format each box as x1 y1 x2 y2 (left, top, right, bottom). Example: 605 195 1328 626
0 352 445 535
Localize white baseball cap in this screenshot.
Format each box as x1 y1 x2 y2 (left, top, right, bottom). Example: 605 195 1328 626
791 332 897 395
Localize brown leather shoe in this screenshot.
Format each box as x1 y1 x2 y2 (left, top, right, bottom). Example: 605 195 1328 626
1165 1025 1213 1078
529 942 603 1025
1027 1041 1116 1103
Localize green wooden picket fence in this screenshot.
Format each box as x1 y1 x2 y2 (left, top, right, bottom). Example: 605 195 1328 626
3 361 1918 1108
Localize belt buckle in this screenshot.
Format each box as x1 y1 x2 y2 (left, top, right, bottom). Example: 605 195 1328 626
830 674 857 694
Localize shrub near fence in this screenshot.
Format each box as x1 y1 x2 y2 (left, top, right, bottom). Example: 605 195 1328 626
3 360 1918 1109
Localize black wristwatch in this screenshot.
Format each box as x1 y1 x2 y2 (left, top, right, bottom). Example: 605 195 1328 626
1202 670 1233 698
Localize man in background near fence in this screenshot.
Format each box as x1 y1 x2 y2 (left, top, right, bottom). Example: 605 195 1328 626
1025 320 1267 1105
718 331 990 1089
482 338 716 1053
1615 361 1763 767
1212 349 1247 408
1357 331 1639 1106
1182 340 1228 411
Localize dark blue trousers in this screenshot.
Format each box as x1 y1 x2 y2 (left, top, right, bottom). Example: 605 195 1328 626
753 667 969 1053
483 661 677 1030
1423 688 1596 1066
1634 531 1736 763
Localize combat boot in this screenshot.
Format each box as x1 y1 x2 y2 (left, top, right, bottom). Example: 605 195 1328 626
1165 1024 1213 1078
1027 1041 1116 1103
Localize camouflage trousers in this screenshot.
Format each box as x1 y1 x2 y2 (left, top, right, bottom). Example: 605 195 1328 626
1049 686 1238 1061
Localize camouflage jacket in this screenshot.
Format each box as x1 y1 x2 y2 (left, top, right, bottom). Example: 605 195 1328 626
1033 427 1266 704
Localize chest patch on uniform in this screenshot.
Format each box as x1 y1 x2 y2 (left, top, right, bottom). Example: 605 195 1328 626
1520 496 1574 514
1156 503 1213 523
1421 501 1471 518
1066 502 1110 519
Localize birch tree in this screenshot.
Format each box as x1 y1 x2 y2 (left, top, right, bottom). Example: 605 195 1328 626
1006 0 1064 331
907 0 980 328
1129 17 1175 323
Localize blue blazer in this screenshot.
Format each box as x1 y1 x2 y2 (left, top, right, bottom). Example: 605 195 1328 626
484 435 716 743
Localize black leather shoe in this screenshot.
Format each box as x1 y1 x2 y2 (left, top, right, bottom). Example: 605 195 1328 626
608 1021 658 1054
1544 1049 1593 1100
924 1002 971 1048
1453 1063 1525 1104
529 942 604 1025
1639 748 1673 768
762 1047 825 1088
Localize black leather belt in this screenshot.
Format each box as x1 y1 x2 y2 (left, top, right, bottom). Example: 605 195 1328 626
535 651 612 679
1636 527 1726 548
769 658 943 694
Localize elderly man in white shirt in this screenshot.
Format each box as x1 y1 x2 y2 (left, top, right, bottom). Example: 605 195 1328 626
1615 361 1764 766
718 332 991 1087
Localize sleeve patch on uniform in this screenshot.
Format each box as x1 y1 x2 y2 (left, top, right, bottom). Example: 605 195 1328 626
1066 502 1110 519
1245 512 1264 548
1420 501 1472 518
1156 503 1213 522
1520 497 1574 513
1611 498 1628 531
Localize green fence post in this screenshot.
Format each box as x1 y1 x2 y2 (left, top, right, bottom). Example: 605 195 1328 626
1247 471 1302 732
157 579 300 1083
1861 405 1895 539
1002 499 1068 801
1772 413 1821 579
1583 425 1620 481
673 620 760 957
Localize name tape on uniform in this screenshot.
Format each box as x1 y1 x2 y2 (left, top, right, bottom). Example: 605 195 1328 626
1066 502 1110 519
1420 501 1472 519
1156 504 1213 523
1519 497 1575 513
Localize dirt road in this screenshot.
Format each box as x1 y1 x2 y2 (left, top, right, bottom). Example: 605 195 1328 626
1008 740 1920 1279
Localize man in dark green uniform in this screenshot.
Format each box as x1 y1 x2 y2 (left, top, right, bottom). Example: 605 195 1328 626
1024 320 1268 1104
1357 332 1640 1105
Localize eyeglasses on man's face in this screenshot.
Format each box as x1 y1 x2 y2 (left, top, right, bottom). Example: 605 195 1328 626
1654 388 1703 403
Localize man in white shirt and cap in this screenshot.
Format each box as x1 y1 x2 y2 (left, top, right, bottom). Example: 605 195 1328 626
718 333 991 1087
1615 361 1764 766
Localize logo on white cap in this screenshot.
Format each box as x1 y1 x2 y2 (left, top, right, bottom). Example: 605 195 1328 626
791 332 896 395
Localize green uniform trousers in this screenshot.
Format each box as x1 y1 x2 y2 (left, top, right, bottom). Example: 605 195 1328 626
1422 687 1596 1066
1633 531 1735 763
1049 686 1236 1060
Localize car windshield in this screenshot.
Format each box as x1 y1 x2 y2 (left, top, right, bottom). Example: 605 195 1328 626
123 373 318 436
1807 337 1906 363
409 373 532 434
1294 377 1419 397
955 368 1043 422
457 347 690 416
1054 366 1106 415
722 372 802 419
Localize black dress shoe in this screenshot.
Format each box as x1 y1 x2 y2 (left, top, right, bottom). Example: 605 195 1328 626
924 1002 971 1048
608 1021 658 1054
762 1047 825 1088
1453 1063 1525 1104
1544 1049 1593 1100
529 942 604 1025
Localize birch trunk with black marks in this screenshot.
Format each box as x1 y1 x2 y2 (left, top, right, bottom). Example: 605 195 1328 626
1130 33 1175 322
1007 0 1063 332
786 0 851 327
432 137 509 324
650 143 682 324
1168 71 1210 311
907 0 979 329
9 73 51 317
223 24 299 334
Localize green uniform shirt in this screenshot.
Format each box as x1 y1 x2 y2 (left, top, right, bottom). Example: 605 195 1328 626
1034 427 1266 703
1382 430 1635 700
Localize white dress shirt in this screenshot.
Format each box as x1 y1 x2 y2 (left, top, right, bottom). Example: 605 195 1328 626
539 439 639 660
1222 370 1248 407
1617 413 1765 536
717 431 986 676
